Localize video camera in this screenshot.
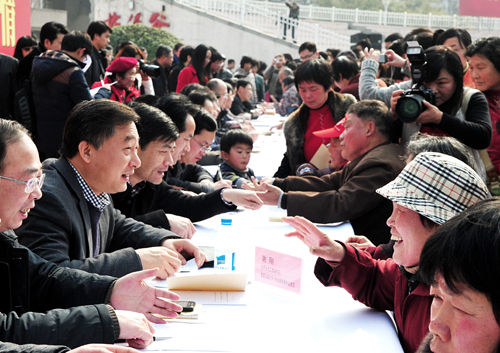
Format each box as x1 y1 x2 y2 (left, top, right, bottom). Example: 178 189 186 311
395 41 436 123
138 59 161 78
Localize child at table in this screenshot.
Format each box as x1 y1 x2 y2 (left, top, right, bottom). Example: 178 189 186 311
220 130 255 188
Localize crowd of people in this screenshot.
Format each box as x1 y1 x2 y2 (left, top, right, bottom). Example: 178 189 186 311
1 17 500 353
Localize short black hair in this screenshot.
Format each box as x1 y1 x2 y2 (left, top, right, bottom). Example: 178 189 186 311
326 48 341 59
179 45 194 63
86 21 112 40
435 28 472 50
135 94 160 106
193 108 217 135
419 198 500 325
466 36 500 75
385 32 403 44
356 38 372 50
209 47 223 63
61 31 93 55
295 59 333 91
156 44 172 59
240 55 253 68
220 129 253 153
299 42 317 54
283 53 293 62
331 55 359 82
404 27 434 51
259 61 267 72
180 83 204 97
128 102 179 150
228 59 235 65
236 79 251 91
0 119 30 173
347 100 393 141
188 89 217 107
40 21 68 45
154 93 197 133
60 100 139 158
174 42 185 51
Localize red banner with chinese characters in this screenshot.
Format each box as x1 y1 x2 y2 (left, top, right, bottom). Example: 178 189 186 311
459 0 500 18
0 0 31 56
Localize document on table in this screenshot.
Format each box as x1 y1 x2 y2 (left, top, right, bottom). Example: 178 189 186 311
173 290 247 305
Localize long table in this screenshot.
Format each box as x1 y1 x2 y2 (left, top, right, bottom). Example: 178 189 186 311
143 206 404 353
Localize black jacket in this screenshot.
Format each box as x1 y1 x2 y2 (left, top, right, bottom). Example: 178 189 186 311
166 161 215 194
16 43 43 86
84 46 107 88
151 60 169 97
0 230 116 348
31 50 92 158
0 53 18 120
111 181 236 228
168 62 185 93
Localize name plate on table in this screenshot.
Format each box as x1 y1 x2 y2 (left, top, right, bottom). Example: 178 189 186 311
254 247 302 294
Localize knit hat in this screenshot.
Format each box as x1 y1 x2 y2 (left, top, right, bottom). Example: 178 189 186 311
313 116 346 139
106 57 137 73
376 152 490 225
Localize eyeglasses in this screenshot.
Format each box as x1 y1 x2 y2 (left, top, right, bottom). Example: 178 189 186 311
300 52 315 61
0 174 45 193
192 136 212 153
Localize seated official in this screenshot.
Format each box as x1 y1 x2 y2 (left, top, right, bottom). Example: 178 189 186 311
111 103 262 229
17 100 205 279
155 94 231 193
230 79 261 119
0 118 187 349
284 152 489 353
249 100 405 245
418 198 500 353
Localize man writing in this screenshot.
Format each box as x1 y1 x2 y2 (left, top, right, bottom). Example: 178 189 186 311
0 118 186 350
248 100 405 245
17 100 204 279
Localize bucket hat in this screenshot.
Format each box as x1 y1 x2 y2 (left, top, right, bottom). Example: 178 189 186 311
376 152 490 225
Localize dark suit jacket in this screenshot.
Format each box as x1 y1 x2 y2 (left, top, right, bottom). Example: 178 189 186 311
17 157 179 277
111 181 236 228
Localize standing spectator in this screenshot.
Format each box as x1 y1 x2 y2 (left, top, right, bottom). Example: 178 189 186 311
284 1 299 43
140 46 148 61
173 42 184 65
272 76 298 116
13 36 36 61
234 55 257 104
85 21 112 88
434 28 474 88
264 54 284 102
152 44 173 97
227 59 236 72
176 44 211 93
17 21 68 86
218 57 233 80
168 45 193 93
31 31 93 159
0 53 18 121
299 42 319 62
251 60 265 102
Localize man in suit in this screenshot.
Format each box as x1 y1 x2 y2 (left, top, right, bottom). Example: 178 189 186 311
0 118 187 350
17 100 205 279
111 103 262 229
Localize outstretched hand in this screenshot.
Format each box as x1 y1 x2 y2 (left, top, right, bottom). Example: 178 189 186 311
110 268 183 323
282 216 346 262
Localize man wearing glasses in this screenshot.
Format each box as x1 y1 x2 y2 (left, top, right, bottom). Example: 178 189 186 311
299 42 320 62
111 103 263 233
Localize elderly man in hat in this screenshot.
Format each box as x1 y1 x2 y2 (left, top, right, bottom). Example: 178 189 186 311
283 152 490 353
92 56 143 103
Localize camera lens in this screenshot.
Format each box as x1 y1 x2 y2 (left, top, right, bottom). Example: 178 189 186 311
400 99 420 119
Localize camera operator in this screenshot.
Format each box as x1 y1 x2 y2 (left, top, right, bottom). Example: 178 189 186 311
389 45 491 180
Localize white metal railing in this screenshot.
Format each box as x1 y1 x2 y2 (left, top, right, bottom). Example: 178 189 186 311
175 0 352 49
248 0 500 31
